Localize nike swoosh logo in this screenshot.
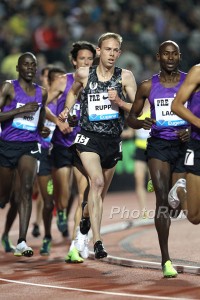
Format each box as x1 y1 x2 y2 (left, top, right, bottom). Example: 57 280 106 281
103 95 108 100
31 150 39 154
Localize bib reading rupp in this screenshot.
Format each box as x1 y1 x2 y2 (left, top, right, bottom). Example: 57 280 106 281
80 65 126 137
149 71 189 139
1 79 43 142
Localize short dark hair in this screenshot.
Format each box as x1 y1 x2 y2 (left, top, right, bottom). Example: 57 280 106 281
40 64 54 76
159 40 180 54
48 67 66 83
18 52 37 64
69 41 96 66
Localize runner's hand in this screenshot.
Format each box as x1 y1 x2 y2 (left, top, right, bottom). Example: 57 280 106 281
58 107 69 122
142 117 156 130
19 102 39 113
67 114 78 127
176 128 190 142
39 126 51 138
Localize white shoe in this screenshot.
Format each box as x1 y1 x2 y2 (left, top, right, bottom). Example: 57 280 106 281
14 241 33 257
74 227 86 252
168 178 186 209
79 235 89 259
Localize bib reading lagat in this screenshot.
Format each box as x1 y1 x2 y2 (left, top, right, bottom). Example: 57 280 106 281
12 102 41 131
155 97 187 126
87 92 119 121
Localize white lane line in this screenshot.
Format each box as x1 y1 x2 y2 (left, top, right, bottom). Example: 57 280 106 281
89 220 200 275
8 219 200 275
0 278 193 300
94 253 200 275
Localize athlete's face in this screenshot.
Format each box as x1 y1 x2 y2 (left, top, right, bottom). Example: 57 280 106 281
157 43 181 73
97 38 121 68
73 49 94 69
17 55 37 82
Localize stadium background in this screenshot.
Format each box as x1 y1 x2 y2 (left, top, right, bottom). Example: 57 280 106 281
0 0 199 191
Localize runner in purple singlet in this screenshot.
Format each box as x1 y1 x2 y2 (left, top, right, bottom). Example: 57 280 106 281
169 63 200 235
0 52 48 257
127 41 190 278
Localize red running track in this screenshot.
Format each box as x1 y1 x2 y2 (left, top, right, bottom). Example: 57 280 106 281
0 191 200 300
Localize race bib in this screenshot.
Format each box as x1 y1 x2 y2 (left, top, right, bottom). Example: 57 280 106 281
12 103 41 131
88 93 119 121
43 119 56 142
184 149 194 166
155 97 187 127
74 133 90 145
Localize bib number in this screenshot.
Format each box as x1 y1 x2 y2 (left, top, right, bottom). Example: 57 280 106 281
74 134 90 145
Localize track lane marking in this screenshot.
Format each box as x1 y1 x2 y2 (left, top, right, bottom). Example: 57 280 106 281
0 278 194 300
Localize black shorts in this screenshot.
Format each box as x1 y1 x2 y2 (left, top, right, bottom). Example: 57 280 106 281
184 138 200 175
37 147 52 176
73 129 122 169
51 143 73 169
146 136 187 173
134 147 147 162
0 139 41 168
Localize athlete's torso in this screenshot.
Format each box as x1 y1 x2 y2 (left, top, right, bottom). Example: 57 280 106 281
52 73 81 147
149 72 188 140
1 79 43 142
187 90 200 140
80 65 126 137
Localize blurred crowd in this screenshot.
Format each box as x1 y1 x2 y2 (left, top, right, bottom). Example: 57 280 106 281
0 0 200 83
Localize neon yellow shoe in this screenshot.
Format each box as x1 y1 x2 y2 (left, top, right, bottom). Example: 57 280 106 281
147 179 154 192
162 260 178 278
65 247 84 263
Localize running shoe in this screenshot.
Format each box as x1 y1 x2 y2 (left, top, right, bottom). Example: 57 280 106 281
40 238 51 256
162 260 178 278
14 241 34 257
74 227 86 252
168 178 186 209
147 179 154 192
94 240 107 259
1 235 15 253
65 247 84 263
80 202 91 235
56 210 68 233
32 223 40 238
79 235 89 259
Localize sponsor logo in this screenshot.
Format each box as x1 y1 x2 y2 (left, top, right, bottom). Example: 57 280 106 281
89 82 98 90
31 150 39 154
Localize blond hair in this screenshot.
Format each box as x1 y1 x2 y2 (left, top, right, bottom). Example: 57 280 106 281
98 32 123 48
